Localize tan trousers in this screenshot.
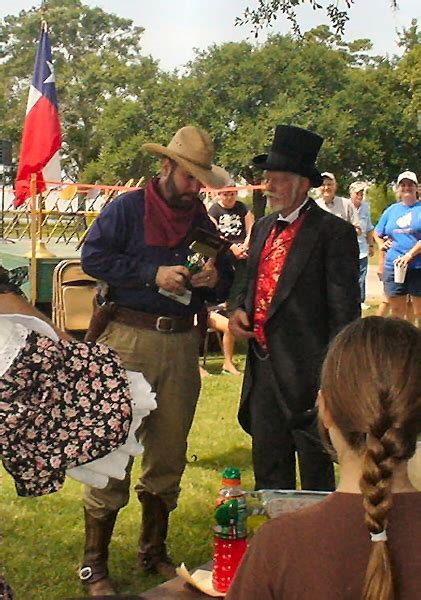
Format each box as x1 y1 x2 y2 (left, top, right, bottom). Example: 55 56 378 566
84 320 201 518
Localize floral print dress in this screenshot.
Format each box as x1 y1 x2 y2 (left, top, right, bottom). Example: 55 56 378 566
0 314 157 599
0 330 133 496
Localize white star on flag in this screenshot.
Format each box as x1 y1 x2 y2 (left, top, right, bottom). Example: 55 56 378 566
44 61 55 84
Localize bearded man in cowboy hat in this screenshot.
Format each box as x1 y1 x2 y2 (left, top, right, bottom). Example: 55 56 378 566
79 126 231 595
229 124 360 492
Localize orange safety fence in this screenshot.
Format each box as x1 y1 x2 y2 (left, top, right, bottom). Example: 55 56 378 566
1 176 268 305
2 177 267 245
41 179 267 193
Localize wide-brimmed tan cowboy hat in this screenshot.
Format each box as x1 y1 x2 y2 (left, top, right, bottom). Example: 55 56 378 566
142 126 229 189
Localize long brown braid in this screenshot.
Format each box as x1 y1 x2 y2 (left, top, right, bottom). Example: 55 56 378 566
320 316 421 600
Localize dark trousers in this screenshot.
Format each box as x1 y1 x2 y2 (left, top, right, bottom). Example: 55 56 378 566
248 354 335 491
359 256 368 303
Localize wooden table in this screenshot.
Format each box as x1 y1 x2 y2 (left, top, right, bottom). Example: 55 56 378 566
142 562 212 599
0 239 80 304
64 562 213 600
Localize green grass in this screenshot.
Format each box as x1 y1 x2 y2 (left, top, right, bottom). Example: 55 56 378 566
0 354 251 599
363 301 380 317
368 246 380 266
1 304 387 598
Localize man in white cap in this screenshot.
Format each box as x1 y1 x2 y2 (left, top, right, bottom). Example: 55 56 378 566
349 181 374 309
317 172 361 234
79 126 230 595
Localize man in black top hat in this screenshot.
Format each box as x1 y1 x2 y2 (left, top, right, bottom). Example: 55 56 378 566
229 125 360 491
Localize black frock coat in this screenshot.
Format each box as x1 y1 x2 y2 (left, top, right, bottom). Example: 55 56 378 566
237 199 361 434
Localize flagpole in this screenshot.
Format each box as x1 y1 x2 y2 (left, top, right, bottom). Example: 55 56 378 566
38 18 46 246
30 173 38 304
13 16 62 212
38 192 44 240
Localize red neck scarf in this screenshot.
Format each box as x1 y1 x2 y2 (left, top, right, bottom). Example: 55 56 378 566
144 178 206 247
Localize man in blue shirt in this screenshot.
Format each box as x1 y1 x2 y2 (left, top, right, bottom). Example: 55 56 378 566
349 181 374 309
79 126 230 595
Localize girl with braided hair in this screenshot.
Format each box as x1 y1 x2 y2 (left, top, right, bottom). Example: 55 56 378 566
227 316 421 600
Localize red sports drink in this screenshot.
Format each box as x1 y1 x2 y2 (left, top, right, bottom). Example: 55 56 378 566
212 535 247 593
212 467 248 593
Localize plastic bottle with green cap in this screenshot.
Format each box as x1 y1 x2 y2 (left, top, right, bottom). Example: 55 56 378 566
212 467 248 593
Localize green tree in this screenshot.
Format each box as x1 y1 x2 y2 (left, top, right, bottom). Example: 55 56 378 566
0 0 159 180
396 20 421 176
62 23 419 189
236 1 399 37
318 21 420 188
2 3 416 192
366 183 397 225
167 26 413 189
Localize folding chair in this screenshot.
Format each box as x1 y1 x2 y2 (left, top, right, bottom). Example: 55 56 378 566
202 328 224 366
47 185 79 242
52 259 96 333
202 305 225 366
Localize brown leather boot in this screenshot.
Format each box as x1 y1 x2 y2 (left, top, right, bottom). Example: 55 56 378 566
137 491 176 580
86 578 116 596
79 508 119 596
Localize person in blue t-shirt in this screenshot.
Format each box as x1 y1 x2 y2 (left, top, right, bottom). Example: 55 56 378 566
375 171 421 321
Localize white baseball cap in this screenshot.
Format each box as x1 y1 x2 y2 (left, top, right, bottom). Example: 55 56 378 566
321 172 336 182
397 171 418 185
349 181 366 194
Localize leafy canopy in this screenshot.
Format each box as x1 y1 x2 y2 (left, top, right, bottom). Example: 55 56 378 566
236 1 399 38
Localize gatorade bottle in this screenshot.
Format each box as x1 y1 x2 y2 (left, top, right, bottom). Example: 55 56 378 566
212 467 248 593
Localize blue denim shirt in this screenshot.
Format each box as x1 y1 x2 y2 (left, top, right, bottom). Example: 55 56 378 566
81 188 232 316
356 201 374 259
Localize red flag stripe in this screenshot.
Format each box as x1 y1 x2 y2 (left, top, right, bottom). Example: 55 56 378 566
15 95 62 206
14 28 62 208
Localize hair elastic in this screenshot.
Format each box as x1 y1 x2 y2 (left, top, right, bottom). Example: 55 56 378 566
370 530 388 543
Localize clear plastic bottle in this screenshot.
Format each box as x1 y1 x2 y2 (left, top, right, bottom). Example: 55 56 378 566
212 467 248 593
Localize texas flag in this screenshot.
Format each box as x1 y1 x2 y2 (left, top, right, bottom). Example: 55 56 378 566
14 24 62 207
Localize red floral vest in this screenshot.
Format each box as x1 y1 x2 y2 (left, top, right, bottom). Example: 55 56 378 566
253 215 305 350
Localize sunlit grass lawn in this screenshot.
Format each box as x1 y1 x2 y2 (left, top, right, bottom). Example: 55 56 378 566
0 354 251 599
1 303 386 599
363 301 380 317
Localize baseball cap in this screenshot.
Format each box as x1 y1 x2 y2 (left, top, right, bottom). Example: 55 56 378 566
223 175 236 188
349 181 366 194
321 172 336 182
397 171 418 185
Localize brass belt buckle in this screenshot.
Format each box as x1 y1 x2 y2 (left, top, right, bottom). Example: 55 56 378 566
156 316 174 333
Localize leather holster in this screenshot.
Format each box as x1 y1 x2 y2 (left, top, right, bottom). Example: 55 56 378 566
84 294 116 342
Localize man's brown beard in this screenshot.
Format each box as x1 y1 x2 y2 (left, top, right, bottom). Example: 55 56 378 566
164 168 198 209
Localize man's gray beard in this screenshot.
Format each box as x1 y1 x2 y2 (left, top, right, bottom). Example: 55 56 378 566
265 174 303 212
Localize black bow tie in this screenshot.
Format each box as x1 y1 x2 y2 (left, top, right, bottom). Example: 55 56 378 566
274 219 290 235
275 201 311 235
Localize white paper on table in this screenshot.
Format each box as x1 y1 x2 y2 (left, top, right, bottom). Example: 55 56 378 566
176 563 225 597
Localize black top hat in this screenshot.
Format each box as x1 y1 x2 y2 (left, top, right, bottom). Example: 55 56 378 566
252 125 324 187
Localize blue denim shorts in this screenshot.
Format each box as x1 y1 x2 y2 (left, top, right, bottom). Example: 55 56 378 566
383 267 421 297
